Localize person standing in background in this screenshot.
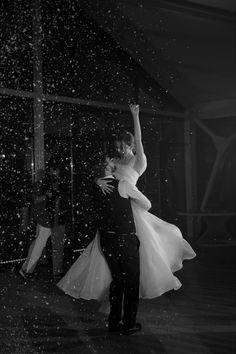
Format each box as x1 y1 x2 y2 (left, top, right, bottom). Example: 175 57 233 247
19 164 68 281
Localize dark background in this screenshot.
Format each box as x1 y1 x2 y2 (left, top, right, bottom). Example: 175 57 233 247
0 0 235 264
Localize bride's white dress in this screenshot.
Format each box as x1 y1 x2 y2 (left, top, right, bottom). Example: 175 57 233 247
57 164 196 300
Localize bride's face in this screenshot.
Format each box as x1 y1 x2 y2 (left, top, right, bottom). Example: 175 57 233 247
115 141 133 158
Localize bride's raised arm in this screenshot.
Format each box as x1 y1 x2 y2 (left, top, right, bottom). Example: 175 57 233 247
129 104 147 175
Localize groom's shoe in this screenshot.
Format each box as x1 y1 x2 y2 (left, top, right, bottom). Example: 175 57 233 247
108 322 123 333
122 323 142 336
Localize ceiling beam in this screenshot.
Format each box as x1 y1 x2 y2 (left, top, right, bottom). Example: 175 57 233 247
195 99 236 119
0 87 185 118
139 0 236 23
78 0 203 109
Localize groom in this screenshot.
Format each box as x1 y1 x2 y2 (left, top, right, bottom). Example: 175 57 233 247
93 157 151 335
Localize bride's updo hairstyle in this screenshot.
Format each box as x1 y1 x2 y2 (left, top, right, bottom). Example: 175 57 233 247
116 131 135 152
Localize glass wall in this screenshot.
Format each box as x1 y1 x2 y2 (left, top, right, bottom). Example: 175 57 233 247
0 0 187 264
195 117 236 242
0 96 33 262
0 1 33 91
41 0 137 104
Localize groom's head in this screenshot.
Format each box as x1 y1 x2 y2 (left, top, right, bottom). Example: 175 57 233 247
96 156 116 178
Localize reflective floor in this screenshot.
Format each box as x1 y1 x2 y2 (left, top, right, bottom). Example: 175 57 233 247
0 251 235 354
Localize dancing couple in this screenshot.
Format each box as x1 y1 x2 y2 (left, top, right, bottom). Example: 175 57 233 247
57 104 196 335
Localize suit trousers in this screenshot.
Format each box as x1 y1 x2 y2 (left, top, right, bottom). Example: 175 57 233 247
100 232 140 328
22 223 65 275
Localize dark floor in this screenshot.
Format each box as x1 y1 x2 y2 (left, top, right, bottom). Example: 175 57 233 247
0 251 236 354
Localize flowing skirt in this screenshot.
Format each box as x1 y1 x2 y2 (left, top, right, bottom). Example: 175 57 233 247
57 203 196 299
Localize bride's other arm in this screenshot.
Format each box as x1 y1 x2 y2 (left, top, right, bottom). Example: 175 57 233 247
129 104 147 175
95 177 114 195
94 157 115 195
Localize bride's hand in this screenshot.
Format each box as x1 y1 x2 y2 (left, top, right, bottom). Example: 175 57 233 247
97 178 115 195
129 103 139 116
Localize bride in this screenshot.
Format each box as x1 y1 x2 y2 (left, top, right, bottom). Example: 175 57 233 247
57 104 196 300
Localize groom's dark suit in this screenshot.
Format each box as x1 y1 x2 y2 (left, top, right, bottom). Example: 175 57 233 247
93 176 151 333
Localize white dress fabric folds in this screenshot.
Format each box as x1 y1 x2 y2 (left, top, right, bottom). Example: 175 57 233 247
57 165 196 300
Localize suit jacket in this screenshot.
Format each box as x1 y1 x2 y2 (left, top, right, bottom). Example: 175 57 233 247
93 177 136 235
